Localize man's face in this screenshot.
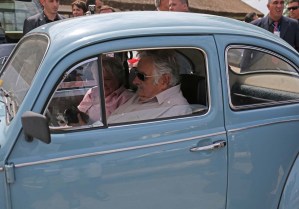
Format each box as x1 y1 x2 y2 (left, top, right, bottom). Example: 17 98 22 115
288 1 299 19
133 57 166 102
267 0 284 21
158 0 169 11
169 0 188 12
42 0 59 15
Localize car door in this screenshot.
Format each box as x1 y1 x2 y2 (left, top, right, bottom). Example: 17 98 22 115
6 35 228 209
215 35 299 209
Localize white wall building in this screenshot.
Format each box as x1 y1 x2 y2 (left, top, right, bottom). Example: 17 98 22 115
242 0 269 15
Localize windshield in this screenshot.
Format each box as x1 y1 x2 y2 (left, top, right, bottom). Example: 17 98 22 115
0 35 48 120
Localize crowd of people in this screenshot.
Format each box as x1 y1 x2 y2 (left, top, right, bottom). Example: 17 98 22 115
0 0 297 41
22 0 191 35
19 0 299 52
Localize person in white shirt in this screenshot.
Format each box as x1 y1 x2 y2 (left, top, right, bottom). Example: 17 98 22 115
108 49 192 124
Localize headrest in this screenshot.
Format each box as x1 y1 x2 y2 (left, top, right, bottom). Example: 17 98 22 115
180 74 207 106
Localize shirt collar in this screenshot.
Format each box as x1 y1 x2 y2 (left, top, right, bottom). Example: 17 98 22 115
43 11 60 23
268 16 281 26
138 84 181 104
156 84 181 104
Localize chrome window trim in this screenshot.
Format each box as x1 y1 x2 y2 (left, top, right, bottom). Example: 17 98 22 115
14 131 226 168
106 46 211 127
44 57 100 130
45 46 211 131
225 45 299 111
227 118 299 133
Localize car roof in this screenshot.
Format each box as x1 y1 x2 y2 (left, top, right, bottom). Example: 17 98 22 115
26 11 289 51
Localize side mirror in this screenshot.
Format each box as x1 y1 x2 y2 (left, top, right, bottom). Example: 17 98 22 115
21 111 51 144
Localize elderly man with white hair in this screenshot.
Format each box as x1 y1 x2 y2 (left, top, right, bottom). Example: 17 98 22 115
108 49 192 123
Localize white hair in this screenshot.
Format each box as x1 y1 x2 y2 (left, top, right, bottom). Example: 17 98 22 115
138 50 180 87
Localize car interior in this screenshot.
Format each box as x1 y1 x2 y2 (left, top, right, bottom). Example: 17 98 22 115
45 48 209 128
228 47 299 110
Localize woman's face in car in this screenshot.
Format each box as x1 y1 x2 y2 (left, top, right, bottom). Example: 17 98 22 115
103 67 121 97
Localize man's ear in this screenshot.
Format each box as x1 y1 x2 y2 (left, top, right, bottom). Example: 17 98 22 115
159 73 171 90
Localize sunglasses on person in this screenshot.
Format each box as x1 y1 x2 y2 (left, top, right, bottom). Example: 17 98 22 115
131 67 159 81
287 6 299 11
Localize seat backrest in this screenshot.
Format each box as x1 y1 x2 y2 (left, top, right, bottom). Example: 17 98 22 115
180 74 207 106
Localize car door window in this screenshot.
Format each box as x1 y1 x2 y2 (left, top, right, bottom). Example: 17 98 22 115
45 48 209 130
45 57 102 128
227 47 299 110
106 48 209 125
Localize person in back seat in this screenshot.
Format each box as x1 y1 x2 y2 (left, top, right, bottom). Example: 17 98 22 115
108 49 192 123
77 56 134 124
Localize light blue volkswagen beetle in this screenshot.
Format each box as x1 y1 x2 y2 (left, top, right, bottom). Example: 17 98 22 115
0 11 298 209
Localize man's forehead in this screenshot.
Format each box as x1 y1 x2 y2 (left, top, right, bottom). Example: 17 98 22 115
270 0 285 4
138 57 153 67
44 0 60 2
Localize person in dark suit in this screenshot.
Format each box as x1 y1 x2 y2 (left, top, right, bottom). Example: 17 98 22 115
251 0 299 52
287 0 299 21
23 0 65 35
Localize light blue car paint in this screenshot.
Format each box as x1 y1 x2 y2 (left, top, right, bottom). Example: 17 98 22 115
0 11 298 209
279 155 299 209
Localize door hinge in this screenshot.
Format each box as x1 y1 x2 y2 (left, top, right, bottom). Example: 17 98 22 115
5 163 15 184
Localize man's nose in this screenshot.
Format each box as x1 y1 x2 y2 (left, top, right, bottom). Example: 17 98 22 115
132 75 141 86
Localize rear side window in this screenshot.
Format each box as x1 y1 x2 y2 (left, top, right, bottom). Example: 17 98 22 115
227 47 299 110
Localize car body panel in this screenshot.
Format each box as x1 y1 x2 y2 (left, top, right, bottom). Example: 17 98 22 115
6 34 228 209
0 11 298 209
279 154 299 209
215 35 299 209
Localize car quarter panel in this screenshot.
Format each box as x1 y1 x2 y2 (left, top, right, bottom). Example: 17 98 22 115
215 34 299 209
279 154 299 209
6 35 228 209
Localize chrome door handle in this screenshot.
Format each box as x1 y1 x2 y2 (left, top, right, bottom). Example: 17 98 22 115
190 140 226 152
